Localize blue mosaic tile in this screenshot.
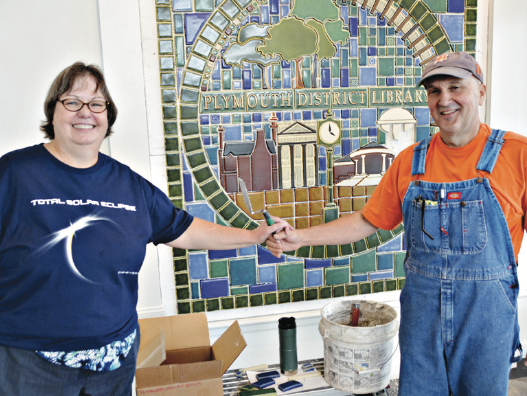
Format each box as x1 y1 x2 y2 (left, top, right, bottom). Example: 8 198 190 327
305 259 332 270
440 14 465 43
209 249 237 260
369 271 394 281
186 202 215 223
191 282 200 299
377 235 403 253
258 245 286 264
189 252 208 280
201 278 229 298
352 274 368 283
239 245 256 256
259 265 277 283
306 269 323 287
250 283 277 294
377 254 394 271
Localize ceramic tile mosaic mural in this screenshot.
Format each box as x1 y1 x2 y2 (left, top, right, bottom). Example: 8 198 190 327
155 0 480 314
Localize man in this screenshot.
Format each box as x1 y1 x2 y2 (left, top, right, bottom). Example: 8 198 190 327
267 52 526 395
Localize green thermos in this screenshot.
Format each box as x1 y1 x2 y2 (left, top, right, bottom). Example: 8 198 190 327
279 317 298 375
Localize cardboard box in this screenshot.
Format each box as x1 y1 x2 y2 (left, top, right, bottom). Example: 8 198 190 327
135 313 247 396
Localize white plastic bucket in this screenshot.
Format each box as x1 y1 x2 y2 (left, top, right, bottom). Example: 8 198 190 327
319 299 399 394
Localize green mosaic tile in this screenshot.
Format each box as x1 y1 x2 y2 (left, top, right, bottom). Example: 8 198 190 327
231 286 248 295
465 39 476 52
325 266 350 286
162 90 176 103
378 58 395 76
209 192 229 210
165 137 179 151
346 283 358 296
264 292 277 305
180 88 200 103
196 0 215 11
296 246 311 258
467 0 477 6
340 244 353 256
188 55 207 72
359 27 367 46
311 245 325 259
174 37 185 67
278 262 304 290
163 106 177 119
434 38 452 55
174 14 183 34
193 166 214 183
174 258 187 272
393 224 404 235
158 24 172 37
160 57 174 70
292 289 305 302
173 247 187 257
423 0 447 12
409 2 427 20
193 300 205 312
333 285 345 298
326 245 339 258
201 25 221 43
210 259 228 278
178 302 191 314
220 0 240 18
222 70 232 89
359 282 372 295
180 105 198 119
465 8 477 22
352 249 376 274
161 73 175 86
250 294 263 306
353 239 367 253
398 278 406 290
221 297 234 309
219 202 239 221
377 229 393 243
399 0 417 10
175 272 189 286
279 291 291 304
320 286 332 299
231 212 251 228
200 179 221 197
395 252 406 277
177 287 190 300
183 137 203 152
306 288 318 301
420 14 437 32
166 154 180 166
236 295 249 308
183 72 202 88
169 184 182 197
210 12 229 30
167 169 181 183
367 233 380 249
207 298 220 311
171 198 183 208
188 151 207 167
156 7 171 20
386 279 397 291
373 280 384 293
427 25 445 43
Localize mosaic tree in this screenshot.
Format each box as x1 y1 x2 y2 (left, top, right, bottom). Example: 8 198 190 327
223 23 281 89
258 0 350 88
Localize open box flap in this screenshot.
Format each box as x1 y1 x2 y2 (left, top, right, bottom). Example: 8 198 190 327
136 329 166 368
211 320 247 375
139 313 210 351
135 364 178 389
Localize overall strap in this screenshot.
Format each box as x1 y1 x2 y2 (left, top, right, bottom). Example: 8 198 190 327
411 137 432 175
476 129 506 174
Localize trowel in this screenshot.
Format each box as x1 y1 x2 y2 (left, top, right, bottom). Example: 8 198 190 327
237 178 275 226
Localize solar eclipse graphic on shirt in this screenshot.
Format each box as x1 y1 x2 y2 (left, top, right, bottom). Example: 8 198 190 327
38 215 114 283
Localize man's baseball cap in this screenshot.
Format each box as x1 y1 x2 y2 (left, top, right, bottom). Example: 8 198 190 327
417 52 484 87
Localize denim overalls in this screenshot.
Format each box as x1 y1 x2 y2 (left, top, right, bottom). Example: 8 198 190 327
398 129 522 395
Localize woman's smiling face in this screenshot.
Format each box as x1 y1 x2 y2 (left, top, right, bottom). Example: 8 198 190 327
52 75 109 151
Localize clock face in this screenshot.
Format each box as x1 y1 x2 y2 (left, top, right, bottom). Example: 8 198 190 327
319 120 341 145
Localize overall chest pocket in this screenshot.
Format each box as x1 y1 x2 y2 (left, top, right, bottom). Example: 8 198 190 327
409 198 487 254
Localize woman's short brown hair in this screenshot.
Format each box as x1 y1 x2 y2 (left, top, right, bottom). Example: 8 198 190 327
40 62 118 140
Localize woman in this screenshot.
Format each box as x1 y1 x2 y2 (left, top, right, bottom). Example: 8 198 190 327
0 62 286 395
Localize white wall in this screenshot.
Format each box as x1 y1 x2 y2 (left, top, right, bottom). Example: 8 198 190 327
2 0 527 379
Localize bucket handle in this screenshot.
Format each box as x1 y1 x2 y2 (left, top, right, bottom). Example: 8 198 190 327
351 341 399 376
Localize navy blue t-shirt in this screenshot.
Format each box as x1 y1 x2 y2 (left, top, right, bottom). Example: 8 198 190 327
0 144 193 351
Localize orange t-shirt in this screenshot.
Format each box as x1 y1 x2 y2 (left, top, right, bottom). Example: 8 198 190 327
362 123 527 258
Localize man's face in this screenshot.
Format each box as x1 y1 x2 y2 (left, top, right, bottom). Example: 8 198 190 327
425 75 486 143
